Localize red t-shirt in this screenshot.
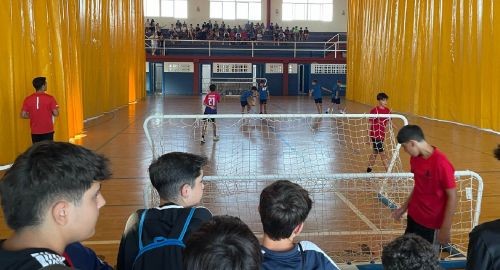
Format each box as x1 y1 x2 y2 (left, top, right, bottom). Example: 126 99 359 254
369 106 391 140
203 92 221 108
22 92 58 134
407 147 456 229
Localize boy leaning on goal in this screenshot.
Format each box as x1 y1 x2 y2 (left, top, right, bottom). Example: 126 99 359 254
392 125 457 252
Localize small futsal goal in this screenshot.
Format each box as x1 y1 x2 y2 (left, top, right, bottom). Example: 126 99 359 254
142 113 483 266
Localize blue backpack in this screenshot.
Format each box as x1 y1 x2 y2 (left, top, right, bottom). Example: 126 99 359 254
132 207 195 268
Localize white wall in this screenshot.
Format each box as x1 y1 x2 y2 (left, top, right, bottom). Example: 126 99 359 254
147 0 347 32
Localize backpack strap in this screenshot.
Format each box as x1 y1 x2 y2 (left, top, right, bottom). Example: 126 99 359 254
133 207 196 267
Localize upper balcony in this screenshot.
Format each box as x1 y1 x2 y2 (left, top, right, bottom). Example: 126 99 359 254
145 32 347 63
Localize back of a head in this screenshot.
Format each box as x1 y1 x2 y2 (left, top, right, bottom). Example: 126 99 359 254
397 125 425 144
251 86 257 91
259 180 312 240
0 141 111 231
494 144 500 160
382 234 441 270
209 84 217 92
377 92 389 100
32 76 46 91
148 152 207 202
184 215 261 270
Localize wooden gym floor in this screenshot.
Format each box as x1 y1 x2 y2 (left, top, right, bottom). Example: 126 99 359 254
1 95 498 267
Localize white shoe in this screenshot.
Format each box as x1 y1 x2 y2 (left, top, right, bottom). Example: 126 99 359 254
201 137 205 143
213 136 219 141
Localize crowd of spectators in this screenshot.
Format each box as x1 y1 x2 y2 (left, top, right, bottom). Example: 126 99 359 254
145 18 311 50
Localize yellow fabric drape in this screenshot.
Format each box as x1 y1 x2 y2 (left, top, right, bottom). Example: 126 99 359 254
0 0 145 164
348 0 500 131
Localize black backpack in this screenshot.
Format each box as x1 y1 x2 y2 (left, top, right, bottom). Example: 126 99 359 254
132 208 195 269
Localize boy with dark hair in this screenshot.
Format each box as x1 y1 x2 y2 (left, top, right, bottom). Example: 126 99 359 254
21 76 60 143
309 80 329 114
382 233 441 270
117 152 212 270
325 80 344 114
495 144 500 160
258 80 270 114
259 180 340 270
392 125 457 250
240 86 258 113
184 215 261 270
201 84 221 143
366 92 391 172
0 141 111 269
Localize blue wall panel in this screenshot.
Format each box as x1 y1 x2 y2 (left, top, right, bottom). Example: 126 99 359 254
264 74 283 96
164 73 194 95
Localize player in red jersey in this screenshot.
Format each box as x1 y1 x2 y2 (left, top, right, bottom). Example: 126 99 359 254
201 84 221 143
366 92 391 172
21 77 59 143
393 125 457 251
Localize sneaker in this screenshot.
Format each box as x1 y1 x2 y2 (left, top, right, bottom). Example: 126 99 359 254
213 136 220 141
340 110 346 114
201 137 205 143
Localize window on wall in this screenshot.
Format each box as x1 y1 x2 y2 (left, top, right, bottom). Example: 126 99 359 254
210 0 262 21
144 0 188 18
282 0 333 22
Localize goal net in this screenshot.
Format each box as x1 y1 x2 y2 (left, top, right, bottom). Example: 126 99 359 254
207 77 267 96
142 113 482 265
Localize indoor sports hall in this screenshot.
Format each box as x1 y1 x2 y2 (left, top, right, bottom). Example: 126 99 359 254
1 1 499 269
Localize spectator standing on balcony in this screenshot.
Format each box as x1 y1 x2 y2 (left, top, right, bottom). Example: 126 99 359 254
149 19 155 33
299 27 304 41
145 19 150 33
304 27 310 41
293 26 299 41
284 27 291 41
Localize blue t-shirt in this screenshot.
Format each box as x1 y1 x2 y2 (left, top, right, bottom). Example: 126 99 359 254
332 85 341 99
259 86 268 100
311 85 322 99
261 241 340 270
240 90 253 101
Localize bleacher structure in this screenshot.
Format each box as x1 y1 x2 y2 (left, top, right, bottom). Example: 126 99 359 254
143 113 483 269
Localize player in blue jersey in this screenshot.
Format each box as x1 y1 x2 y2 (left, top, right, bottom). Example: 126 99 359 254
240 86 258 113
309 80 329 114
326 80 344 114
258 80 270 114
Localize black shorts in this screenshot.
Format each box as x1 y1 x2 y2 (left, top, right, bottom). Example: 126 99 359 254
31 132 54 144
332 98 341 104
314 98 323 104
371 138 384 153
405 215 438 245
240 101 248 107
259 99 267 105
203 118 215 123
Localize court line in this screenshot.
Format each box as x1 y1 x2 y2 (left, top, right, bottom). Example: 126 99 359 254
333 191 379 231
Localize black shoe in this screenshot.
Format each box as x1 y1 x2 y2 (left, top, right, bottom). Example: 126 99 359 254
366 167 372 173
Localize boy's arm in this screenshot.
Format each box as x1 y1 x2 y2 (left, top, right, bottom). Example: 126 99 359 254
392 191 412 220
437 188 457 244
20 110 30 119
321 87 332 93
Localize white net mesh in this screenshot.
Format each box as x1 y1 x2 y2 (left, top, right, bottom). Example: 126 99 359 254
199 172 482 264
142 114 483 264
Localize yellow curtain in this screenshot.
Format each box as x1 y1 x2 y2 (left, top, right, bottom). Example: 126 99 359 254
80 0 145 118
348 0 500 131
0 0 145 164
